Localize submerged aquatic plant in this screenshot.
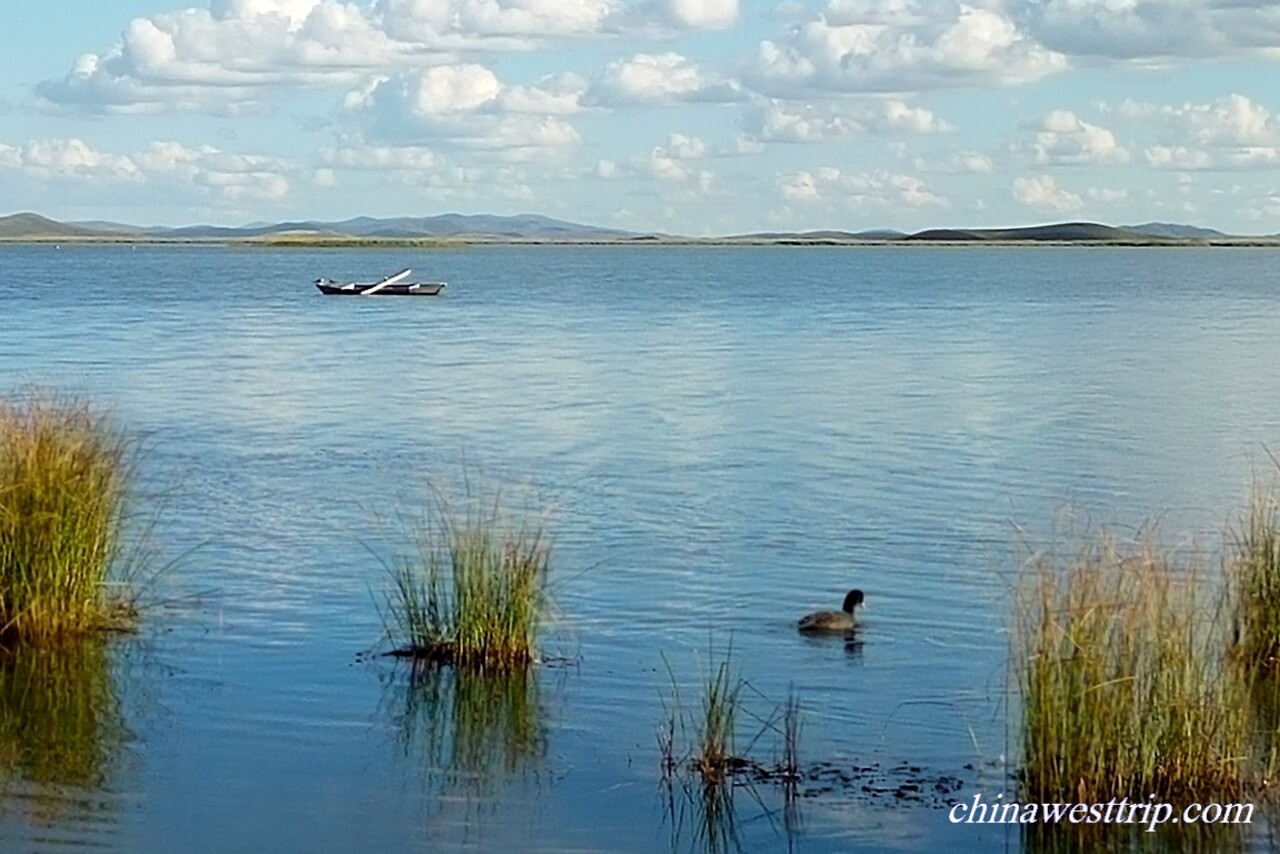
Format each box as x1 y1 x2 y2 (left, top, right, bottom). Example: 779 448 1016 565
382 479 552 669
1013 527 1250 803
0 391 143 642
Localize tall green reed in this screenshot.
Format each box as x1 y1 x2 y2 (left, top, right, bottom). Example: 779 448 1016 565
0 392 140 642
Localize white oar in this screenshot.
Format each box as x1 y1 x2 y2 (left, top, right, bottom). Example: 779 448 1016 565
362 268 412 296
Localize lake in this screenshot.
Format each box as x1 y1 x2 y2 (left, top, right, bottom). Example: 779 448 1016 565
2 244 1279 852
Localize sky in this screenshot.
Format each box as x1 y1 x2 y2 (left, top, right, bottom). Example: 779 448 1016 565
2 0 1280 234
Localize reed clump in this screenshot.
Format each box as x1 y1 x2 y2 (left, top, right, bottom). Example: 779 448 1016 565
0 392 138 642
660 647 746 786
383 482 552 669
1014 530 1250 803
1229 485 1280 670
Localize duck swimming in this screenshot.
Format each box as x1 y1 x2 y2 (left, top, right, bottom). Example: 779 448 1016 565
797 589 864 633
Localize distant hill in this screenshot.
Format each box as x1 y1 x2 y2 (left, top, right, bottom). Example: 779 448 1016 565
1125 222 1228 240
725 229 906 241
152 213 633 240
907 222 1151 242
0 212 99 238
3 211 634 241
2 212 1275 244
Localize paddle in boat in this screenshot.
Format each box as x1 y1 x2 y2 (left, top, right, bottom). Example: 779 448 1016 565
314 268 446 296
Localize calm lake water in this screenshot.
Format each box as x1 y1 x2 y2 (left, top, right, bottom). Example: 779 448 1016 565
2 244 1280 852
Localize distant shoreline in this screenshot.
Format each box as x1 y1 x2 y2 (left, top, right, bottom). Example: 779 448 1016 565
3 235 1280 248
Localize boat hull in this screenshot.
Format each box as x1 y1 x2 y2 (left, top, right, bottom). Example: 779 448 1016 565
315 282 446 296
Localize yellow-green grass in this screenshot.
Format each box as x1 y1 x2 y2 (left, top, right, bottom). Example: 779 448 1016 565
1230 485 1280 670
383 482 552 669
1014 531 1250 803
659 646 747 787
0 393 139 642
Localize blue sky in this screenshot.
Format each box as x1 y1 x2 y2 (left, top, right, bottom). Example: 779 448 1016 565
2 0 1280 234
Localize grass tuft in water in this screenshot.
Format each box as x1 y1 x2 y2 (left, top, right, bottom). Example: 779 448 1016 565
1013 528 1250 803
660 645 747 787
0 391 141 642
1230 483 1280 671
382 480 552 669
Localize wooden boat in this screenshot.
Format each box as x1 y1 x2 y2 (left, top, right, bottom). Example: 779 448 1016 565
314 268 446 296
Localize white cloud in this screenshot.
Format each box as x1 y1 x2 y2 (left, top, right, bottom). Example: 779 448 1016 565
346 65 582 157
320 144 438 170
663 0 739 29
644 133 714 182
1144 145 1214 170
778 166 948 208
587 52 742 105
403 163 536 201
879 100 953 134
36 0 736 113
748 0 1066 95
913 150 995 174
951 150 994 173
744 98 950 143
0 137 293 201
1109 93 1280 171
1021 109 1128 165
1012 174 1084 212
376 0 615 41
779 170 820 201
664 133 707 159
747 100 863 142
1024 0 1280 62
6 138 144 183
38 2 408 113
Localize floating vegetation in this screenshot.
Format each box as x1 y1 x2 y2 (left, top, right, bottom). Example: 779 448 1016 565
1012 525 1251 804
381 479 553 669
0 390 150 642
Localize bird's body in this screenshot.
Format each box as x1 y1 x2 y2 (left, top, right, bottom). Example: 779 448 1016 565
797 589 864 633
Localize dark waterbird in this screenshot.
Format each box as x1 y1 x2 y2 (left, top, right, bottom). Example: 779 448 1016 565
797 589 864 633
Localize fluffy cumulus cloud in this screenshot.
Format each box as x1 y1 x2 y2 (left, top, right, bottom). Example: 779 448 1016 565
1012 174 1084 212
586 53 742 105
345 65 583 156
645 133 711 182
37 1 410 113
1021 0 1280 62
748 0 1067 95
0 138 293 201
1108 93 1280 170
0 138 144 183
36 0 744 113
743 98 951 143
662 0 738 29
778 166 948 209
1020 109 1129 165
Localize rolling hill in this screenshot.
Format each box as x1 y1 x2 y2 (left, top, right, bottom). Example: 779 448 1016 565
1 212 1273 243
